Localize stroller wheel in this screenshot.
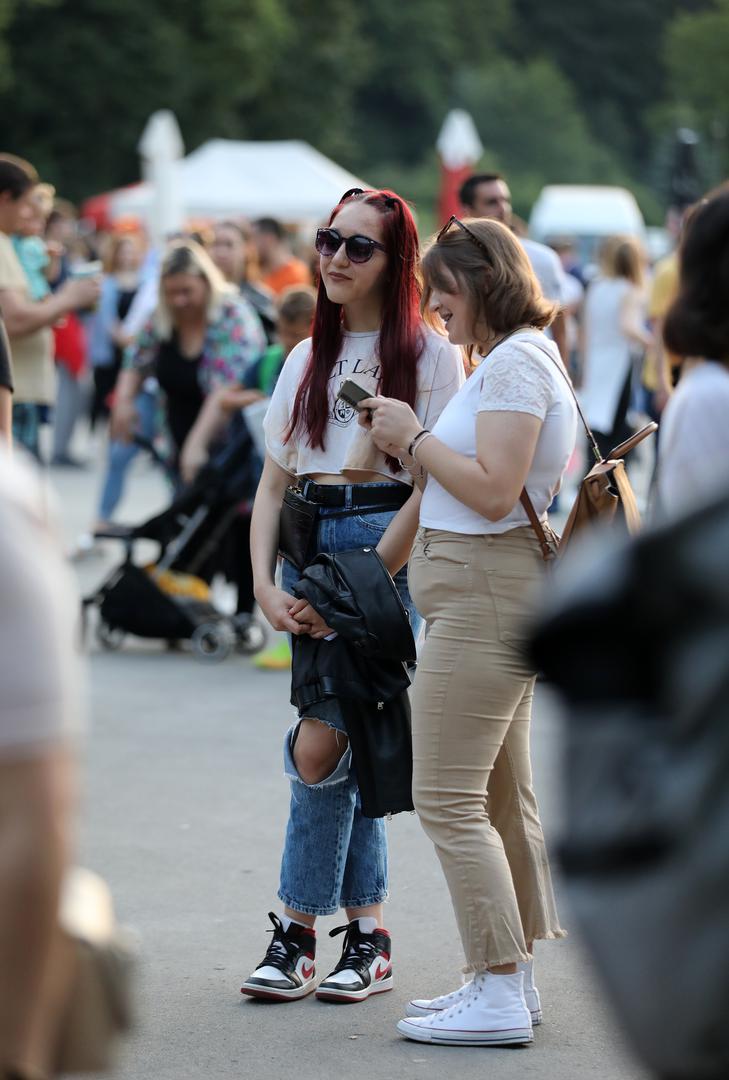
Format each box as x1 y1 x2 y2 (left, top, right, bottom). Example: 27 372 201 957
231 613 268 656
96 620 125 651
191 621 234 663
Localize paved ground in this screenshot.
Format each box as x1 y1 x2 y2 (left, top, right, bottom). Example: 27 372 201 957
45 434 650 1080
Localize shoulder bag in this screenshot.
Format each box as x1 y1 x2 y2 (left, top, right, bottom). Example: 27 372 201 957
519 344 657 560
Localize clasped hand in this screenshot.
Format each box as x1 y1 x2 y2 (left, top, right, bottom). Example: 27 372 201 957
288 598 334 639
358 396 422 457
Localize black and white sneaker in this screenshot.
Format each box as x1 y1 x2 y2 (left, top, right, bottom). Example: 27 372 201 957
241 912 317 1002
315 920 393 1003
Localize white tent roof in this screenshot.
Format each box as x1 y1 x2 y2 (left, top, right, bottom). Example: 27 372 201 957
109 139 369 224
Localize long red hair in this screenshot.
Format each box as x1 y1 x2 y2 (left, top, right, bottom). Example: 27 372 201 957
286 189 423 472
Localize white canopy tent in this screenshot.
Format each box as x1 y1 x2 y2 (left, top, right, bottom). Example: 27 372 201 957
108 139 369 225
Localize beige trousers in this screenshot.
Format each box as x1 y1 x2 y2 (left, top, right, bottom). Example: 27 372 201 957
408 526 566 972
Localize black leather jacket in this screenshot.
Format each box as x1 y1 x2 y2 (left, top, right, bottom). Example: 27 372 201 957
291 546 416 818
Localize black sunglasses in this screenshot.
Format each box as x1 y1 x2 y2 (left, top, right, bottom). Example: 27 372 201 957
315 226 387 264
437 215 491 259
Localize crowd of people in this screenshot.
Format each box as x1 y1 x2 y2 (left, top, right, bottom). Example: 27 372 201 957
2 142 729 1079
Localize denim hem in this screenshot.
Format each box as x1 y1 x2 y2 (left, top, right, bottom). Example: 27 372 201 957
339 892 389 908
277 891 388 917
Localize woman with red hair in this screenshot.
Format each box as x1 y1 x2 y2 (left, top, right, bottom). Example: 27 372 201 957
243 189 462 1004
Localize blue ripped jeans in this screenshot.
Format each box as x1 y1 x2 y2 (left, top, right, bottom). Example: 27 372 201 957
278 483 421 916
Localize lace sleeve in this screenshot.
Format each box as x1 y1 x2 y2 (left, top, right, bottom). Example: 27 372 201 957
478 342 554 421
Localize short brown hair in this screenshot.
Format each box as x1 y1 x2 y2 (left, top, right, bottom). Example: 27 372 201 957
278 285 317 324
421 218 556 358
0 153 38 199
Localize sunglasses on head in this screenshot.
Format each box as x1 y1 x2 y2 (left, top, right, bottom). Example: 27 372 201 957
437 215 491 259
315 226 386 264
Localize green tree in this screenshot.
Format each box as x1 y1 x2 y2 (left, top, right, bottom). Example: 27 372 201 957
665 0 729 123
0 0 287 199
508 0 710 172
350 0 511 168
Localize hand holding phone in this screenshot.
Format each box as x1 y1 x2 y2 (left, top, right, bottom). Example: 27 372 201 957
337 378 372 412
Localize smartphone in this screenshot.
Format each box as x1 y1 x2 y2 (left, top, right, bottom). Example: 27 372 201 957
337 378 372 412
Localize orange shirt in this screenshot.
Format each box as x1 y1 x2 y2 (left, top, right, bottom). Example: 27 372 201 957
262 258 312 296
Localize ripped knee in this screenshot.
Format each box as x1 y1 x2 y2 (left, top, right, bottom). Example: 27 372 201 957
291 717 349 785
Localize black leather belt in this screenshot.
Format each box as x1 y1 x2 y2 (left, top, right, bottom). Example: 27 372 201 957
300 480 410 509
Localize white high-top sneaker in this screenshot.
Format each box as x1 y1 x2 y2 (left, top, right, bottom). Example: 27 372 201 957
407 958 542 1025
397 970 533 1046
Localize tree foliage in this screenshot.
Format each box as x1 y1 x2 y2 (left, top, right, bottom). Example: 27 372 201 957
0 0 719 219
665 0 729 126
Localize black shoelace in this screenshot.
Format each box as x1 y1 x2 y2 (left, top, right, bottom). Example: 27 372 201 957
329 922 378 975
258 912 301 974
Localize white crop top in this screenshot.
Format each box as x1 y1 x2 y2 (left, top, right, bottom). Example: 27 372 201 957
419 331 578 534
264 325 464 481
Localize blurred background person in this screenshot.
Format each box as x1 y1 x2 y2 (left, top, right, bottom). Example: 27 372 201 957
111 239 265 476
109 240 266 623
0 155 98 459
0 448 81 1080
252 216 312 296
550 239 585 385
579 235 653 460
658 183 729 518
458 172 569 363
88 231 144 430
11 183 55 301
180 284 317 484
0 316 11 445
180 283 317 670
210 219 277 342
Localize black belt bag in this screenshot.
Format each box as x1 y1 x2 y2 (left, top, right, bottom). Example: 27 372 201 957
278 483 410 570
278 487 319 570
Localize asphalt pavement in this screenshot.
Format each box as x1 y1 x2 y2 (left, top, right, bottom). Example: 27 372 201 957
44 433 650 1080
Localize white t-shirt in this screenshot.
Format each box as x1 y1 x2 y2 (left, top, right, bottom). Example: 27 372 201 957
658 360 729 519
521 238 568 305
264 325 464 481
419 331 578 534
0 450 83 757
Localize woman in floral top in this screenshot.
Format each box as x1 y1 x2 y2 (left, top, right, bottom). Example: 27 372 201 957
112 239 266 472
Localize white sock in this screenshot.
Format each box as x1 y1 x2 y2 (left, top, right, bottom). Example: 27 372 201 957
353 916 378 934
281 913 313 933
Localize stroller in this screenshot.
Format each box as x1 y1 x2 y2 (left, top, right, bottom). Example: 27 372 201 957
83 415 268 662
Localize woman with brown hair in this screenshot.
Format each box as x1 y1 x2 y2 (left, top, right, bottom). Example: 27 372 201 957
361 216 576 1047
579 235 653 458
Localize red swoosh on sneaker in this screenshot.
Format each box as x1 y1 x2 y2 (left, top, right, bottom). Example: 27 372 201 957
374 962 391 980
301 963 315 980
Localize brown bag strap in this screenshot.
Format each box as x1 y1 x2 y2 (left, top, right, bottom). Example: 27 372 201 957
519 489 556 561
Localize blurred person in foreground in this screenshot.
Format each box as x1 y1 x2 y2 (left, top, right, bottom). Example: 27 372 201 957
1 316 12 444
0 449 82 1079
579 236 653 460
657 183 729 518
252 217 312 296
529 182 729 1080
459 173 569 363
0 155 99 459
